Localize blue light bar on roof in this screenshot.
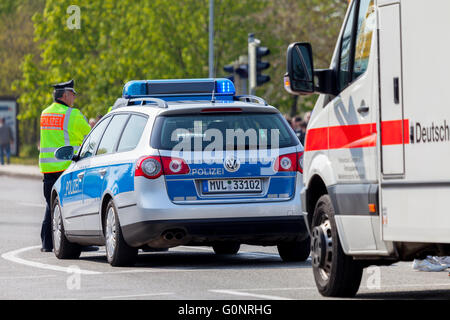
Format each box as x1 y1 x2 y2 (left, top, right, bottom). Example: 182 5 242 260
122 78 235 99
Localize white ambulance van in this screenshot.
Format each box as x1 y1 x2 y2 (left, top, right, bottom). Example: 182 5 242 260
284 0 450 297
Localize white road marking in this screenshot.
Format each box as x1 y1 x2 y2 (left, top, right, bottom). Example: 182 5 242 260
101 292 174 299
1 246 101 275
209 289 293 300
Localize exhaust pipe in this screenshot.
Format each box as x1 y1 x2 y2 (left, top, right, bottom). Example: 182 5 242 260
162 229 186 242
163 232 174 241
175 232 185 240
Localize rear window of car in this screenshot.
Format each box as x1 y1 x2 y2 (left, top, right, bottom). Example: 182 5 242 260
151 112 298 151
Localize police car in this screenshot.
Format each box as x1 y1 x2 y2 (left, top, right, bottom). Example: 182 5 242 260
51 78 308 266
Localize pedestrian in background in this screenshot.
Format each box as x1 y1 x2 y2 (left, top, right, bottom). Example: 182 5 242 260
0 117 14 165
39 80 91 252
284 114 293 129
299 120 308 146
292 116 303 141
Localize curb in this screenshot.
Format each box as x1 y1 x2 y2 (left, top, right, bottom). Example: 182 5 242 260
0 168 43 181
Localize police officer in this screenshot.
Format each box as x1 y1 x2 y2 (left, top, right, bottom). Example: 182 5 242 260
39 80 91 252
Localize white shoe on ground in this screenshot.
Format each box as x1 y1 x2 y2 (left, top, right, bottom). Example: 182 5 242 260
412 257 448 272
434 256 450 268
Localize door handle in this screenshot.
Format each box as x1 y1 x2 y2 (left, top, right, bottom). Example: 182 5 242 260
99 168 107 176
393 77 400 104
77 172 85 180
357 105 369 114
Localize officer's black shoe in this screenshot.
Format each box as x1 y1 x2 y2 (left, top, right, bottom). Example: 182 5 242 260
81 246 99 252
40 248 52 253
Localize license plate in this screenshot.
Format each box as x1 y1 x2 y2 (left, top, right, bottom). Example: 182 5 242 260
203 179 262 193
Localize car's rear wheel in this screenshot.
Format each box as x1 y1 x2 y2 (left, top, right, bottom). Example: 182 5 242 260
277 237 311 262
311 194 363 297
52 198 81 259
212 243 240 255
105 200 138 266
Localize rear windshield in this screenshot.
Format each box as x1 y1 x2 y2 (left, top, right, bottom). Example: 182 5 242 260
151 112 298 151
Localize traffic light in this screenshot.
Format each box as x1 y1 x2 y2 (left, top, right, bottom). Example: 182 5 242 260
223 57 249 95
256 47 270 86
248 34 271 94
256 46 270 86
223 63 248 82
223 64 235 82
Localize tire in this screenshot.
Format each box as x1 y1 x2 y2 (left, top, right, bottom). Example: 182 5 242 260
212 243 240 255
310 194 363 297
277 237 311 262
104 200 138 266
52 198 81 259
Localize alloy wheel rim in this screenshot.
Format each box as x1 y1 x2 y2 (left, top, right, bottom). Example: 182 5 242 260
311 218 333 281
52 205 62 253
106 207 116 259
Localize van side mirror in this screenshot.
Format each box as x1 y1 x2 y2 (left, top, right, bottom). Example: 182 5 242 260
54 146 75 161
285 42 315 95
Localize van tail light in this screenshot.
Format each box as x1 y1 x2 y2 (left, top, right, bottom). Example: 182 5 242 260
135 156 163 179
274 152 304 173
161 156 190 175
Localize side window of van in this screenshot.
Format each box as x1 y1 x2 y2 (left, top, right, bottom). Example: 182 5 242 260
338 1 356 91
338 0 375 91
353 0 375 79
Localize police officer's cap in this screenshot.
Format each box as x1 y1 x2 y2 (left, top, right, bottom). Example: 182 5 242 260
52 79 77 94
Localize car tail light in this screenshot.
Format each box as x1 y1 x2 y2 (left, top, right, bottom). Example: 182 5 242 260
274 152 304 173
135 156 162 179
274 153 297 172
297 151 304 174
161 156 190 175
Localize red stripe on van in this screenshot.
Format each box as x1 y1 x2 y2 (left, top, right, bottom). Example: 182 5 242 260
381 119 410 145
304 120 409 152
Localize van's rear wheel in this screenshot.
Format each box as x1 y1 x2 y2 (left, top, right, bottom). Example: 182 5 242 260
52 198 81 259
277 237 311 262
212 243 240 255
105 200 138 266
311 195 363 297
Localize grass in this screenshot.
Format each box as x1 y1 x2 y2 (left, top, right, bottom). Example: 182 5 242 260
9 156 38 166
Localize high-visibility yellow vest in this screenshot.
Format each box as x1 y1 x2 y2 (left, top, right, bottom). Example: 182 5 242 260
39 102 91 173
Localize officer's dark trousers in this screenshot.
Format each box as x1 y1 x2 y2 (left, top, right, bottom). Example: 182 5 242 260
41 171 63 250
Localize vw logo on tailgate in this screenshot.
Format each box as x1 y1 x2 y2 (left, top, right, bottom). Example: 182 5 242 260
224 156 240 172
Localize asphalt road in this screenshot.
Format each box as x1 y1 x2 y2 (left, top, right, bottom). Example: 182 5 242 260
0 175 449 300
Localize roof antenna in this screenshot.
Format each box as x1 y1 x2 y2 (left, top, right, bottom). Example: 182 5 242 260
211 79 216 104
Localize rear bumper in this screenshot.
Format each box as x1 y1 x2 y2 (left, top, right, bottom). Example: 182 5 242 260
122 216 308 247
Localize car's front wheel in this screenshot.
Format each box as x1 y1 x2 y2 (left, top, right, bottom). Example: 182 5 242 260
52 198 81 259
105 200 138 266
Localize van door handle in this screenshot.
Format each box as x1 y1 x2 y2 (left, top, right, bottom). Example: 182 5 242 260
394 77 400 104
357 106 369 114
77 172 85 180
99 168 107 176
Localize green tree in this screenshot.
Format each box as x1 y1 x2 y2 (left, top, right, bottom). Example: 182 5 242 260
15 0 266 120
